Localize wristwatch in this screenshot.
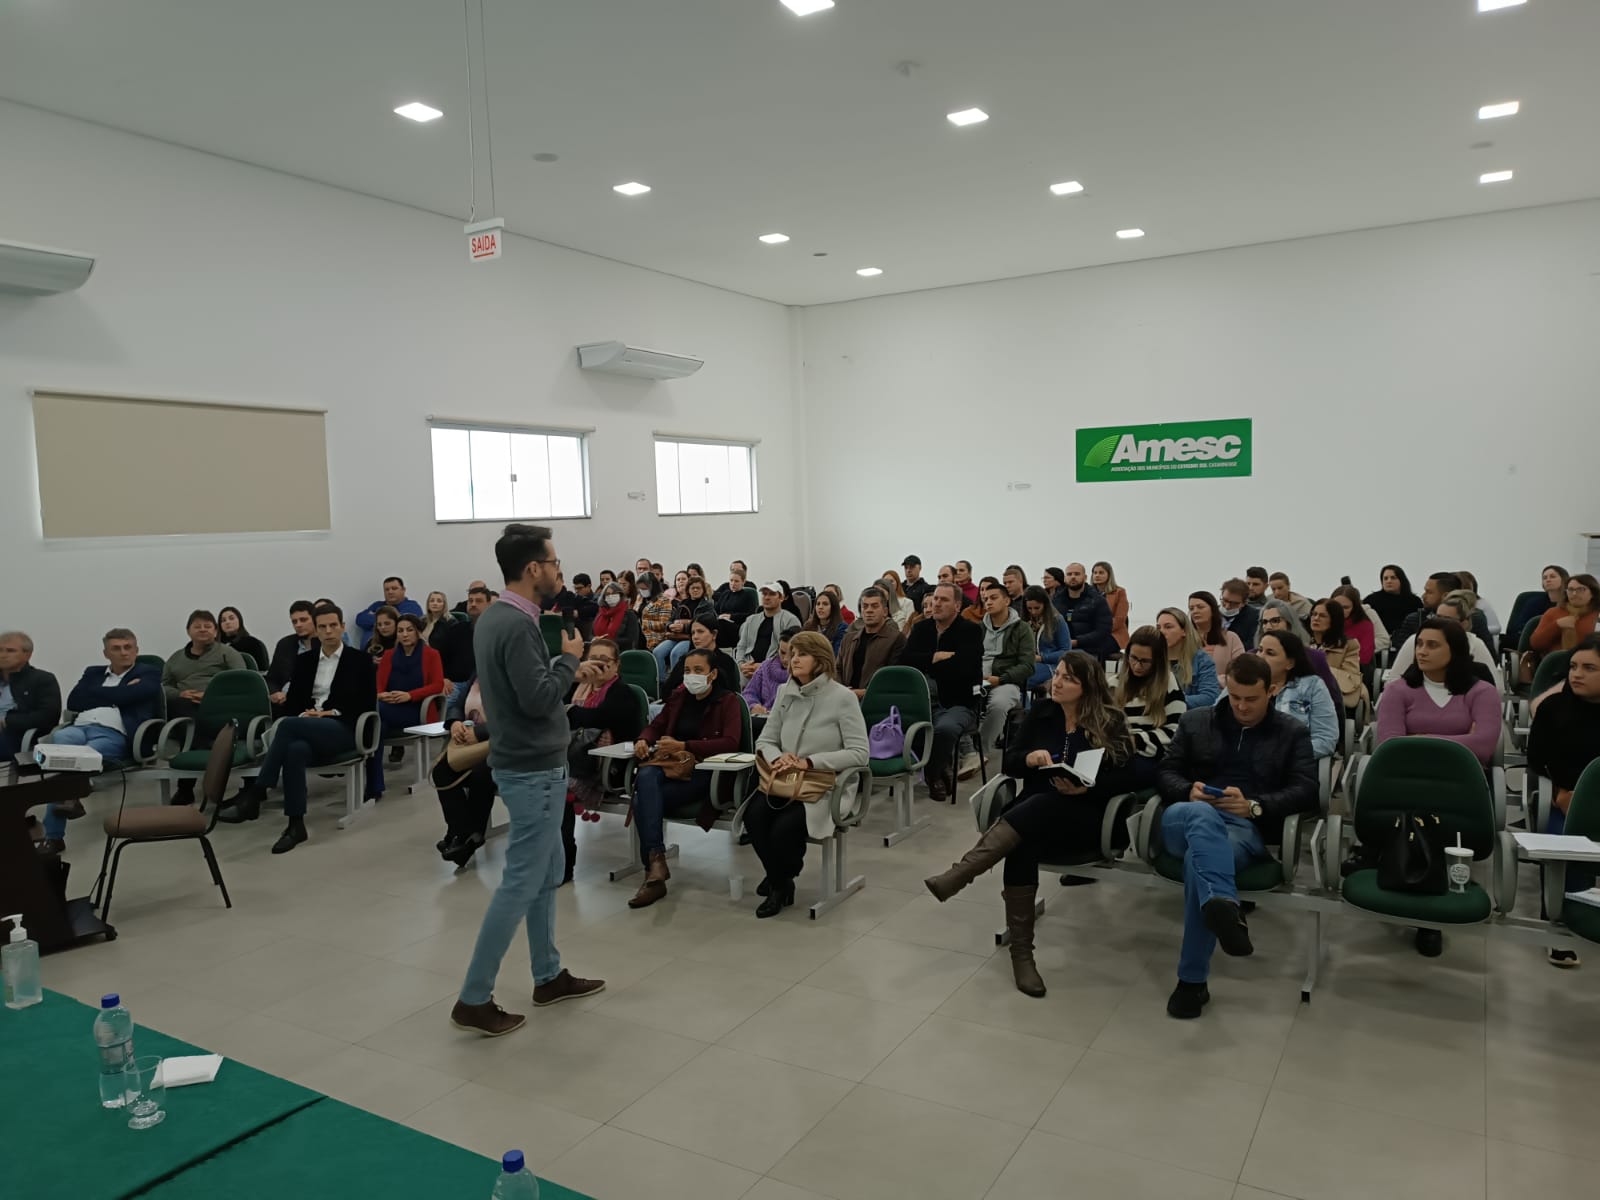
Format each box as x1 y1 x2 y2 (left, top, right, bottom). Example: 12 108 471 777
1248 800 1263 819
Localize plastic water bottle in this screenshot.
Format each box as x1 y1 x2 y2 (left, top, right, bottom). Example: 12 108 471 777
93 994 135 1108
490 1150 539 1199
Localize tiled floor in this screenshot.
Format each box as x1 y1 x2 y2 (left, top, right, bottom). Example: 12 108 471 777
35 765 1598 1200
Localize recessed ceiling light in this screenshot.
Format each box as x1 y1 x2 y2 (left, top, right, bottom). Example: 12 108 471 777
393 102 443 123
1115 228 1145 239
532 152 560 163
1477 0 1526 11
856 267 883 277
1049 180 1085 197
780 0 835 15
1479 169 1514 184
758 233 790 245
1477 100 1520 120
946 107 989 127
613 181 652 196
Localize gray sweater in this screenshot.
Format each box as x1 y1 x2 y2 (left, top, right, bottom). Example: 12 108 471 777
162 642 248 701
472 599 578 772
735 608 801 664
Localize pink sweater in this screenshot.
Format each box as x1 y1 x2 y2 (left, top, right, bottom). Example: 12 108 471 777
1375 679 1499 765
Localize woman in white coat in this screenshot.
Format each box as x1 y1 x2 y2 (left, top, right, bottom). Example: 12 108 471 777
745 631 870 917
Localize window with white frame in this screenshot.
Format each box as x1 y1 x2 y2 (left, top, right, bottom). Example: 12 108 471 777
654 437 758 515
430 423 590 522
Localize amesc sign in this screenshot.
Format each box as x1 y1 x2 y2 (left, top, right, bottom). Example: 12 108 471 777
1075 418 1252 483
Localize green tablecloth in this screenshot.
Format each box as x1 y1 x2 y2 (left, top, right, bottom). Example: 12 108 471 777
0 991 321 1200
137 1098 591 1200
1 992 591 1199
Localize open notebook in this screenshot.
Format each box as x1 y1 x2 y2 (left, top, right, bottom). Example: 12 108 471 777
1036 747 1104 789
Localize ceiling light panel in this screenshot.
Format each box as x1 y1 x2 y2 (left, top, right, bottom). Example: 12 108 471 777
946 107 989 127
393 102 443 123
1477 100 1520 119
780 0 836 15
758 233 790 244
1479 169 1514 183
1477 0 1526 11
1049 181 1084 196
856 267 883 277
1115 228 1145 239
613 181 652 196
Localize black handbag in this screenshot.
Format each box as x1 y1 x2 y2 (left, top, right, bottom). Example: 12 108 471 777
1375 812 1448 894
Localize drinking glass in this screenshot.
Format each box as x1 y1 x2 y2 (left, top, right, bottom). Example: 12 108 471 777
123 1056 167 1130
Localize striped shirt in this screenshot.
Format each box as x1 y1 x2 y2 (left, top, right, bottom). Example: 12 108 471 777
1121 670 1187 758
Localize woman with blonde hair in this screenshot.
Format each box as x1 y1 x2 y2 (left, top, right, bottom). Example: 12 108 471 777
1156 607 1220 706
925 652 1136 996
745 631 869 917
420 590 452 646
1092 561 1131 650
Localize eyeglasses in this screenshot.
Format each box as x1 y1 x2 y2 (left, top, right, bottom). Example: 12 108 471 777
535 557 561 569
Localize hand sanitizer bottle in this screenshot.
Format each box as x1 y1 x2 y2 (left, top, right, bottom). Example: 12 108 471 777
2 914 42 1009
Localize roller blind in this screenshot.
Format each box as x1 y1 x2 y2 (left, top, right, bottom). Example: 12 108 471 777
31 391 330 538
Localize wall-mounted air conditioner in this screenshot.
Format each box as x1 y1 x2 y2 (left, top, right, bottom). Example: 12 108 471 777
577 341 703 380
0 240 96 296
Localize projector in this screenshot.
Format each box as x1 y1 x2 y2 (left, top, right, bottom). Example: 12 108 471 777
34 743 103 773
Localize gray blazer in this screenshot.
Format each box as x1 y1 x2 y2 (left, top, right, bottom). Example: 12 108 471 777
735 608 801 664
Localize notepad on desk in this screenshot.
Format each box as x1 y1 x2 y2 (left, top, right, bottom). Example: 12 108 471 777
1565 888 1600 909
1037 747 1104 789
1511 831 1600 861
704 752 756 764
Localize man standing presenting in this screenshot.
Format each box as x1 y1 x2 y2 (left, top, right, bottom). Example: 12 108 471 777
451 523 605 1037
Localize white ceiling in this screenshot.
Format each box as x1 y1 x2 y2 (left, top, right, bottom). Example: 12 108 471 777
2 0 1596 306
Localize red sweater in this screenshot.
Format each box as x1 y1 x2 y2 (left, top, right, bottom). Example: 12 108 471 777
377 643 444 701
641 688 742 760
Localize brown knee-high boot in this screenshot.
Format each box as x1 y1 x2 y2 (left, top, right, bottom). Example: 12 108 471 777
924 820 1021 902
1002 886 1047 997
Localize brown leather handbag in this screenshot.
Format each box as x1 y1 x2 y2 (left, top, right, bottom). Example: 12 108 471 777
645 748 697 781
756 753 836 804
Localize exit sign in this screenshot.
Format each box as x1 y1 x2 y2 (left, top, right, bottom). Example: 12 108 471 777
464 217 505 263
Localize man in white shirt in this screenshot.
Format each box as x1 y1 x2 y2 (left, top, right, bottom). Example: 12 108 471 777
35 629 162 853
218 604 376 853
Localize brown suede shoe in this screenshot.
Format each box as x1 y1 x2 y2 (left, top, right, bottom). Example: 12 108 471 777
449 997 526 1037
532 969 606 1007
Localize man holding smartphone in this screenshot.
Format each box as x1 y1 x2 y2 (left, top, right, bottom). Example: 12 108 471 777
1155 654 1317 1020
451 523 606 1037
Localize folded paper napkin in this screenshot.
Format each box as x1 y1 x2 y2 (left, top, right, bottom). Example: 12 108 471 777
154 1054 224 1088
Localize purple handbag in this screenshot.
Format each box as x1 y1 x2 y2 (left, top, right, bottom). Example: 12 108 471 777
869 706 904 759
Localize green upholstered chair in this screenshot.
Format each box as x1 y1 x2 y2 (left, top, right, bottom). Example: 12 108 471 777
620 649 660 701
860 666 934 846
1339 737 1514 927
1556 760 1600 945
154 670 273 798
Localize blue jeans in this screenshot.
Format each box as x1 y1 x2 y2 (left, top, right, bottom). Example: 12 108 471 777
257 717 357 817
631 766 711 862
370 700 423 795
1161 801 1267 983
928 702 977 786
460 766 566 1002
40 725 129 839
651 640 684 679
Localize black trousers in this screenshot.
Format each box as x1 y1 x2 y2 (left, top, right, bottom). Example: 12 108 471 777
437 764 495 841
1000 789 1114 886
744 794 809 884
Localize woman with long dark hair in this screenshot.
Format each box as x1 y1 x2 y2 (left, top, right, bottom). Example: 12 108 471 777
1117 625 1187 783
924 652 1136 997
1308 598 1367 712
656 574 716 677
591 580 641 649
217 606 269 673
1023 585 1070 689
1257 630 1339 758
366 605 399 664
1330 584 1379 665
1375 618 1499 764
803 589 849 654
1188 591 1246 677
1364 564 1422 635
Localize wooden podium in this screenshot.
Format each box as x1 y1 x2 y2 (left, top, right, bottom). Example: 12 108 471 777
1 771 116 951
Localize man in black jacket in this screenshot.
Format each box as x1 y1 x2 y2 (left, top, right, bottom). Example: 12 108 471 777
712 562 756 648
901 555 932 613
220 603 376 854
1157 654 1317 1019
899 583 984 803
0 631 60 763
1389 571 1491 652
438 586 491 682
266 601 318 710
1052 563 1116 659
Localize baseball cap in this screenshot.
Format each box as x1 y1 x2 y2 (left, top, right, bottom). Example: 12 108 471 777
902 554 921 567
758 581 783 594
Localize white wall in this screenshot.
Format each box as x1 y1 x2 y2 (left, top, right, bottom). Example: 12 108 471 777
800 200 1600 625
0 101 799 666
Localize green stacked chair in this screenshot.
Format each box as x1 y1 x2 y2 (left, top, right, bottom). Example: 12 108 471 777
1556 760 1600 945
860 666 934 846
154 670 273 799
619 649 660 701
1339 737 1514 929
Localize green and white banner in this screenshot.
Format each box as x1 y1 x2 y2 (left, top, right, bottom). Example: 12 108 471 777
1075 418 1252 483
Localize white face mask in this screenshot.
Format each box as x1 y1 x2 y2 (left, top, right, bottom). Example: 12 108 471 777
603 594 622 608
682 673 710 696
639 590 652 600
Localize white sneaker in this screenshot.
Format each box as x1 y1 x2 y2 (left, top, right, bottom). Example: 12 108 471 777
957 752 982 781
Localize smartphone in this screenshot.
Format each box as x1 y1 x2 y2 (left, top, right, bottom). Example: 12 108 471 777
562 612 577 635
1200 784 1225 799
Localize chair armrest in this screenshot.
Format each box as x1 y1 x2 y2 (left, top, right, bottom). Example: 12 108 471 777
130 718 165 765
1492 830 1518 915
1322 813 1344 894
1346 753 1367 810
902 721 934 773
1490 765 1507 831
969 774 1015 833
1311 819 1326 890
20 727 44 756
1139 792 1167 863
420 692 447 724
1101 789 1153 860
355 711 381 756
157 717 195 762
828 765 872 829
1278 814 1304 888
1317 758 1332 814
244 715 272 757
1526 772 1547 833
